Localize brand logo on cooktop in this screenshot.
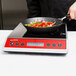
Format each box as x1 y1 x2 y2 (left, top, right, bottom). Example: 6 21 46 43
9 39 18 41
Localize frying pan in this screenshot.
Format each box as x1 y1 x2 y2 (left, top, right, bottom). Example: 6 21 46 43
22 14 70 33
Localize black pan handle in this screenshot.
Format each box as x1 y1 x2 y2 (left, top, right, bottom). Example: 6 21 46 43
61 14 70 23
61 14 70 21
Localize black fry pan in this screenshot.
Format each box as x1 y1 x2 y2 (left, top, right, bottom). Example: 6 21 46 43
22 14 70 33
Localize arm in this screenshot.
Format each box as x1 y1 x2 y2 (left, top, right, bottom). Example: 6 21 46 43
68 1 76 20
26 0 41 18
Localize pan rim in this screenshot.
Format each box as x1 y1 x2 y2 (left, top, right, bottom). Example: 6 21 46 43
22 17 64 29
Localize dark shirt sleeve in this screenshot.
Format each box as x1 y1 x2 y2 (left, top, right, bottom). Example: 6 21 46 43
26 0 41 18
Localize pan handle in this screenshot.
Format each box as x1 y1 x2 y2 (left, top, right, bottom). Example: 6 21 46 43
61 14 70 21
65 14 70 19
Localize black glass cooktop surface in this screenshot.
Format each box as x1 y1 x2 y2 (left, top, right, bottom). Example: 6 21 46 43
23 25 66 38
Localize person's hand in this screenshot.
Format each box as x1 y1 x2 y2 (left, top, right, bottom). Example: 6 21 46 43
68 2 76 20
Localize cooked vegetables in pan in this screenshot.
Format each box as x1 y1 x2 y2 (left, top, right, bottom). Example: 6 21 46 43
25 20 56 27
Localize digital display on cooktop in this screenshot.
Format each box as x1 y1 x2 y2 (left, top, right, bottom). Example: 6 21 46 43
27 42 44 47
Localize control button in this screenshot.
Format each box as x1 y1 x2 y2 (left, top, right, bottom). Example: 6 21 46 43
46 43 50 47
52 44 56 47
10 42 14 46
21 43 25 46
15 43 19 46
58 44 62 47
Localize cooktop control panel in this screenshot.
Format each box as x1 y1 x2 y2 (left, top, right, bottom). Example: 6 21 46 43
5 38 66 49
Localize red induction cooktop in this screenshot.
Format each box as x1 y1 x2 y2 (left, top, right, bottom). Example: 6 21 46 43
3 23 68 54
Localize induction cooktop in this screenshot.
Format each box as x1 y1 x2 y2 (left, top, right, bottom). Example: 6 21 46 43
3 23 68 54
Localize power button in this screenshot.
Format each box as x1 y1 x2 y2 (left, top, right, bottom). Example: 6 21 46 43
58 44 62 47
10 42 14 46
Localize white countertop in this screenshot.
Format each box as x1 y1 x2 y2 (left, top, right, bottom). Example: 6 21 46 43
0 30 76 76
